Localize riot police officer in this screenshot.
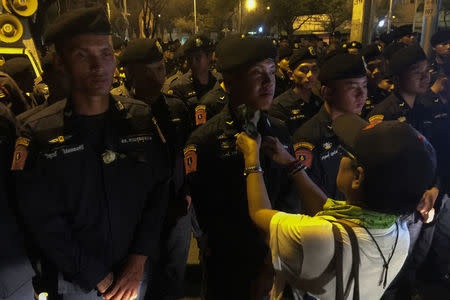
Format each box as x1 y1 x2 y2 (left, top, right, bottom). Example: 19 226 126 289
184 36 299 299
117 38 192 300
269 47 322 135
360 44 393 118
15 7 171 300
292 52 368 201
169 34 220 128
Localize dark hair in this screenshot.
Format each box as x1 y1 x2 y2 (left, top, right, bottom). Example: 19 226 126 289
362 143 436 215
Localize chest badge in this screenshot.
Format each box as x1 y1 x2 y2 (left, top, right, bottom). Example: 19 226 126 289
397 116 406 122
102 150 117 164
323 142 333 150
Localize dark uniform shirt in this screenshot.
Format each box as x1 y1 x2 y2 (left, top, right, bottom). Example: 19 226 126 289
0 103 35 298
199 81 228 122
169 70 219 128
269 88 322 135
367 92 434 139
184 104 299 288
15 96 171 291
361 85 391 119
292 106 345 201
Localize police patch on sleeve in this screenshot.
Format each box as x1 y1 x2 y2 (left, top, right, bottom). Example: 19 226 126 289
369 114 384 125
293 142 314 168
184 145 198 174
195 105 207 125
11 137 30 170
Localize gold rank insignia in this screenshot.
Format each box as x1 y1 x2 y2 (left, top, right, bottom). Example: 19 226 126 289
49 136 65 144
115 100 125 111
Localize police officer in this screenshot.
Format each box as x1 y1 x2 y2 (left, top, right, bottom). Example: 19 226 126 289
269 47 322 135
391 24 416 46
1 57 40 107
360 44 393 118
169 34 220 128
430 30 450 86
117 38 192 299
0 71 31 115
14 7 170 300
0 103 35 300
292 52 368 201
274 45 293 97
184 36 299 299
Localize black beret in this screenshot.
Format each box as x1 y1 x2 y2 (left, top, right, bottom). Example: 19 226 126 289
289 47 317 70
118 38 163 67
382 42 407 60
389 45 427 76
361 44 382 62
431 30 450 47
215 37 276 73
1 57 32 76
379 32 393 45
348 41 362 49
44 6 111 45
278 46 293 60
318 52 366 83
182 34 213 55
391 25 412 40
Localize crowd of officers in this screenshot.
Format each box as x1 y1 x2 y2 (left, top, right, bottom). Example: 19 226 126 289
1 5 449 300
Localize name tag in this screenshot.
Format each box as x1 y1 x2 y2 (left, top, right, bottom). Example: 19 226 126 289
120 135 152 144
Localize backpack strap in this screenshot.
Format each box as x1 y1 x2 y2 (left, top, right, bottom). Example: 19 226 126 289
329 220 361 300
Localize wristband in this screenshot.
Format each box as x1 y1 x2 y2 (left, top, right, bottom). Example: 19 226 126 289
244 166 263 176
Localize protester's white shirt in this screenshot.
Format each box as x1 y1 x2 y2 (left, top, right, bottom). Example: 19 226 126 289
269 212 410 300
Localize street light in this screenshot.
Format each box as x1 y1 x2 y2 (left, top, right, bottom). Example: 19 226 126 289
246 0 256 11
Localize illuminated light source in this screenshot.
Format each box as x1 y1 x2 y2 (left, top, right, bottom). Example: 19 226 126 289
266 6 270 10
258 26 263 33
246 0 256 11
378 19 385 28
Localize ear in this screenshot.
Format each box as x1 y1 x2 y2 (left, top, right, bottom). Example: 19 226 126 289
321 85 331 100
351 166 364 190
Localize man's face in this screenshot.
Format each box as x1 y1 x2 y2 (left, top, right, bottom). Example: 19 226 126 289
187 50 211 76
365 58 384 83
433 41 450 60
226 59 276 111
128 60 166 92
325 77 368 114
60 34 115 97
399 35 415 46
399 60 430 95
291 60 319 90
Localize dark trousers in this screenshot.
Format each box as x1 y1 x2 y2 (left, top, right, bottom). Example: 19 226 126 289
146 213 192 300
